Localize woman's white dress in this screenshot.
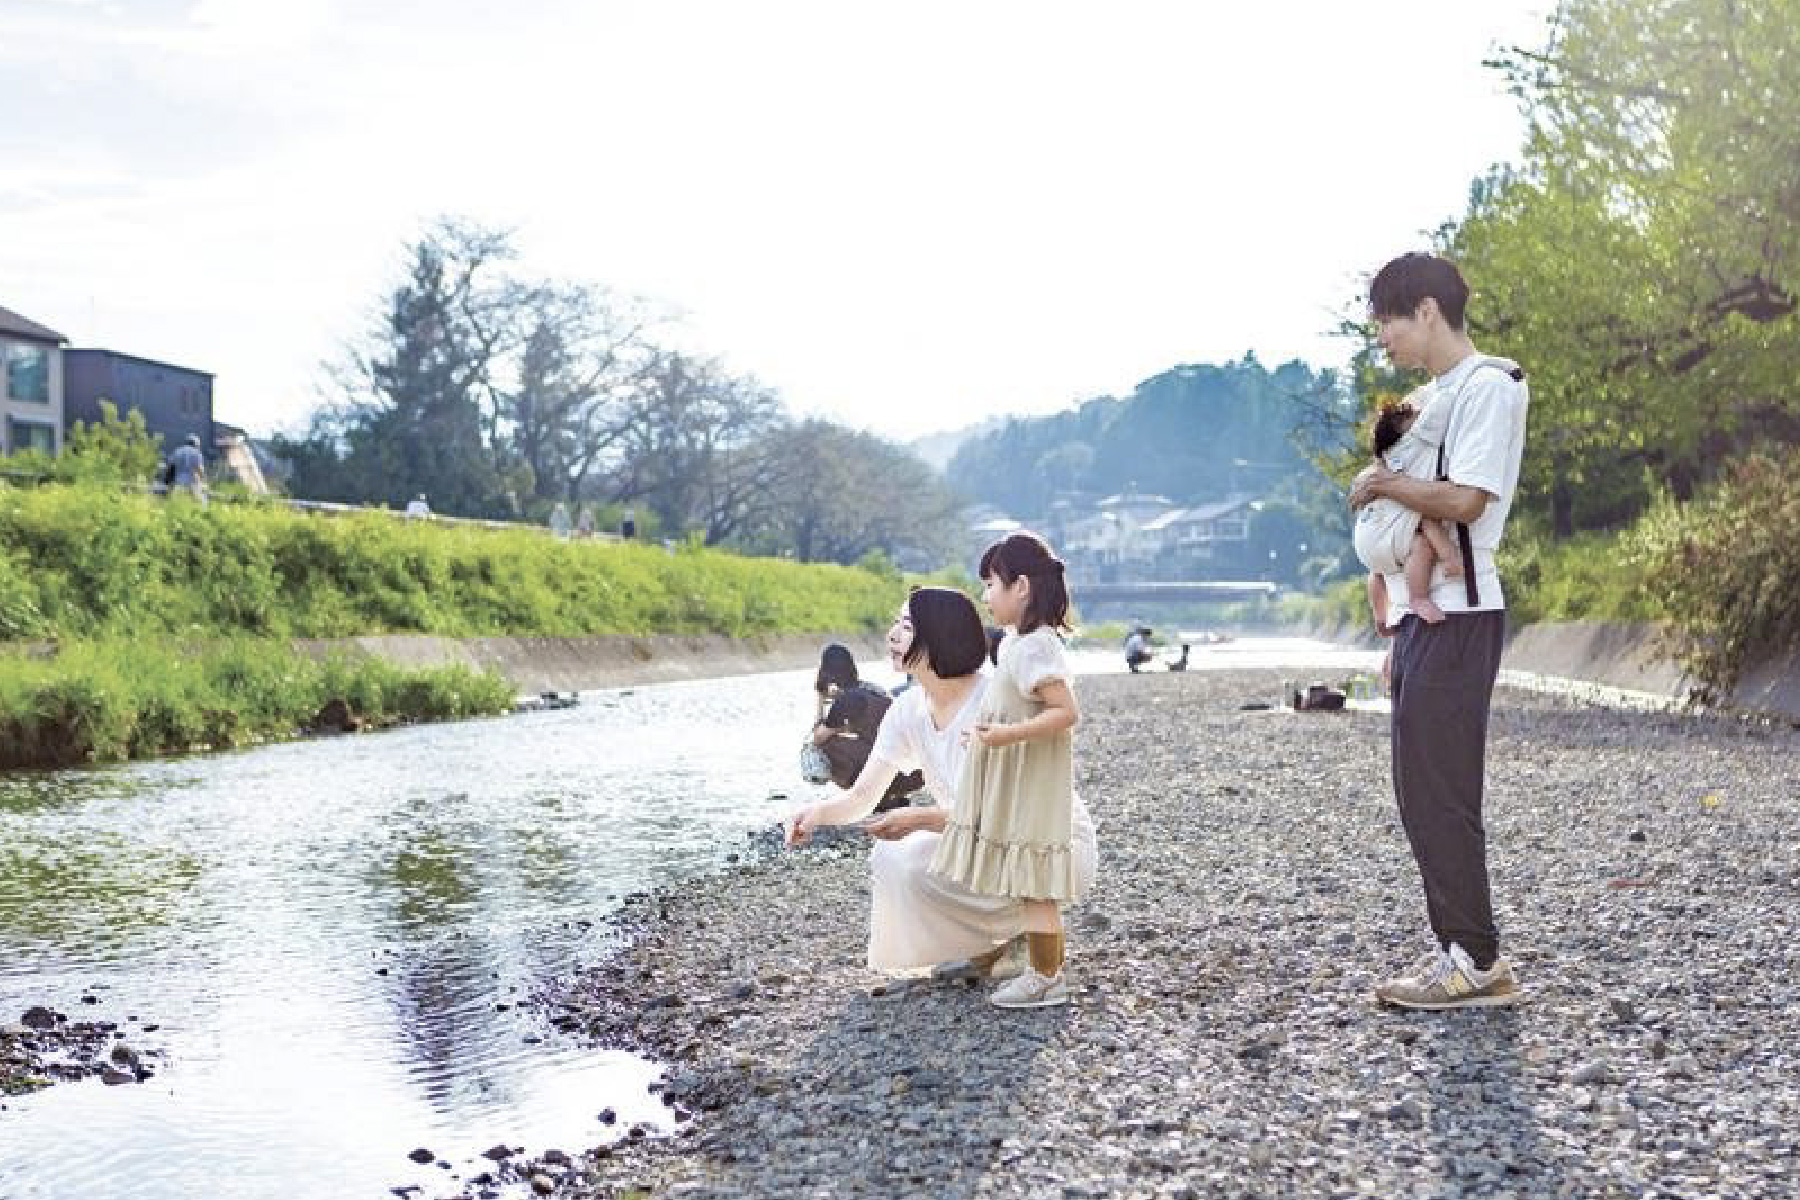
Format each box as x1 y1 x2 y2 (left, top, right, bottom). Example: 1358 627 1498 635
864 674 1097 972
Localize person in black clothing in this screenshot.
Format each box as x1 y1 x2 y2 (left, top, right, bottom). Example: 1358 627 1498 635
810 643 923 812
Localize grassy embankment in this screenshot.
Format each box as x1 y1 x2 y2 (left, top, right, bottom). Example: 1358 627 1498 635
0 485 899 768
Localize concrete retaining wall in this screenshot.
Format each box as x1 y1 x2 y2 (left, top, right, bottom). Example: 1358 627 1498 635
1499 622 1691 699
295 632 890 694
299 622 1800 722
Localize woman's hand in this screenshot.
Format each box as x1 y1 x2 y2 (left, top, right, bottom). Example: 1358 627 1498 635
1380 647 1394 692
810 722 835 747
784 803 823 848
867 807 946 840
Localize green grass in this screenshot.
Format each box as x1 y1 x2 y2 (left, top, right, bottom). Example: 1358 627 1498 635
0 484 899 641
0 481 904 768
0 639 515 769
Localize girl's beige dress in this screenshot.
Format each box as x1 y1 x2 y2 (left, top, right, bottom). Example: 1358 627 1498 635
930 627 1079 901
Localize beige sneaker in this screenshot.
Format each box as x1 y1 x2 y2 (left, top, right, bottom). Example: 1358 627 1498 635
989 968 1069 1009
1375 944 1521 1010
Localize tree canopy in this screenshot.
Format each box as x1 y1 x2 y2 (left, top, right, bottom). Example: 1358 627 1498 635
272 220 963 569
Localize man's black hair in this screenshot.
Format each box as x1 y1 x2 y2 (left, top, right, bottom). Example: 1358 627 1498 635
1370 252 1469 330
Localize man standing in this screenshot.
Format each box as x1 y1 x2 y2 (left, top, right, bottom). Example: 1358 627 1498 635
170 433 207 505
1348 252 1529 1009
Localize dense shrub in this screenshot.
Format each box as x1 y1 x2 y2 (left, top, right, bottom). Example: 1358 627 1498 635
0 639 515 769
0 483 898 640
1634 450 1800 698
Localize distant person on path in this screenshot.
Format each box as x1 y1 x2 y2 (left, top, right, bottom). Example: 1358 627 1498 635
576 503 595 538
405 493 431 520
1348 252 1530 1010
1356 396 1464 631
549 502 572 539
620 508 637 540
786 587 1096 992
1123 626 1153 673
169 434 206 505
809 643 923 813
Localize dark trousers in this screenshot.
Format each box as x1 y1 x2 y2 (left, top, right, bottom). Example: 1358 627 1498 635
1390 609 1507 967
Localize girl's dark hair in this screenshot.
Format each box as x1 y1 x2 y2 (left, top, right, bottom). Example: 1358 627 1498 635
814 643 859 695
1369 252 1469 330
903 587 989 678
1372 403 1414 458
977 531 1071 634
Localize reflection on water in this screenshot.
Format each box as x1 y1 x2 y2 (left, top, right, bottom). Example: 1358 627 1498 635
0 668 835 1200
0 641 1379 1200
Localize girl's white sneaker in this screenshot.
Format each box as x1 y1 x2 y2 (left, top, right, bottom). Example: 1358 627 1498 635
988 969 1069 1009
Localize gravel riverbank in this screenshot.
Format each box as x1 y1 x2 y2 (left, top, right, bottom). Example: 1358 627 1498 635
525 669 1798 1200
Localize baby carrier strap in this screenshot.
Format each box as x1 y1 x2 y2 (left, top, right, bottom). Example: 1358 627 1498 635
1436 357 1525 608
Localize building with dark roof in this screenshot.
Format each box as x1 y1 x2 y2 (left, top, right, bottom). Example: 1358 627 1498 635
63 348 214 460
0 303 68 456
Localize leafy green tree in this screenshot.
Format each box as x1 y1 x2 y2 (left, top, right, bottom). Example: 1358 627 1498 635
757 420 964 568
1437 0 1800 535
63 401 162 483
947 356 1332 518
287 220 527 516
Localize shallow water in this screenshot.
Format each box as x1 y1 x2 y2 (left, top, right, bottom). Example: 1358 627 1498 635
0 668 833 1200
0 639 1382 1199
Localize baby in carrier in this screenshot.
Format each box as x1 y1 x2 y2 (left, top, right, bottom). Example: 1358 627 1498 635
1354 393 1464 629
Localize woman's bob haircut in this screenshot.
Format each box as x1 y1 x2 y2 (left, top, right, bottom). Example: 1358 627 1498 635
902 587 989 678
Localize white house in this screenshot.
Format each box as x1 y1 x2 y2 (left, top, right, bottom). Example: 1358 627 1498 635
1142 497 1255 565
0 304 66 457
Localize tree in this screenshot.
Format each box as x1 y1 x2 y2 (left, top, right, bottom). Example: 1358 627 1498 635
757 420 964 567
288 220 529 516
1431 0 1800 535
62 400 161 483
606 353 788 540
501 284 659 507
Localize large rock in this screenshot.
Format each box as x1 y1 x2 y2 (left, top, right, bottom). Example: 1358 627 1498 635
310 698 361 734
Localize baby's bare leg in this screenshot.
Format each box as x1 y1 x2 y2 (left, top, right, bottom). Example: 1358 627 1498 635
1420 518 1463 578
1407 531 1446 623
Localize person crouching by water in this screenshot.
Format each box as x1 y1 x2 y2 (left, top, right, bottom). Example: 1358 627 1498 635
786 587 1097 1004
1123 625 1153 672
810 642 922 813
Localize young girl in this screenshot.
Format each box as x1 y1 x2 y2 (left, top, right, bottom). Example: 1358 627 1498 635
933 530 1084 1008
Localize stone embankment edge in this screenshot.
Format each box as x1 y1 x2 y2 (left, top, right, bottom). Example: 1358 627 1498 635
293 632 889 694
1264 617 1799 723
297 622 1800 721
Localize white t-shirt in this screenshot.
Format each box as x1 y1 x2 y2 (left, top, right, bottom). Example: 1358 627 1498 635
870 674 989 800
1382 353 1529 618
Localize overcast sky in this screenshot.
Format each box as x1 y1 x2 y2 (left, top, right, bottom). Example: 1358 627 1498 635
2 0 1553 442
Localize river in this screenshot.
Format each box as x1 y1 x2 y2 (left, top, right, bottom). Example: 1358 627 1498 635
0 636 1380 1199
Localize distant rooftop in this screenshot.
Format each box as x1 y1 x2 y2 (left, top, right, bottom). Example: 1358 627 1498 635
0 304 68 345
65 347 214 377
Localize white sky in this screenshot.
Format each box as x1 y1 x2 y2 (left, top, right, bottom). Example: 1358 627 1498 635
1 0 1554 443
